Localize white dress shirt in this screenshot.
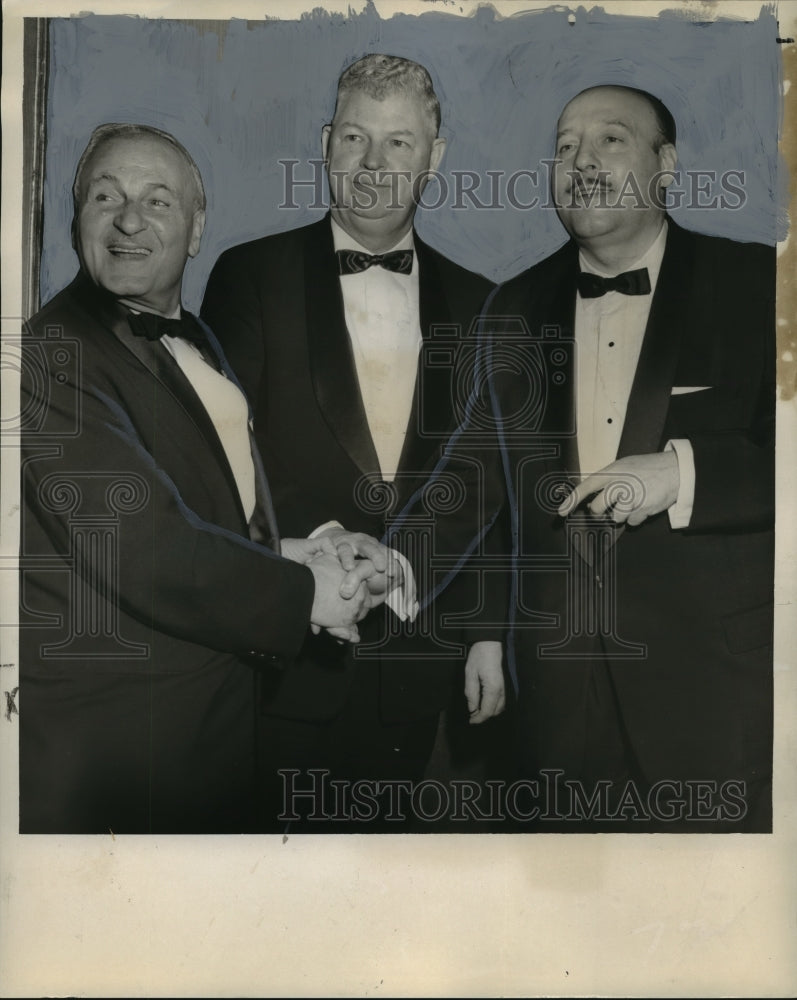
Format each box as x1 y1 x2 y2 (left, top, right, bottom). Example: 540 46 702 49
575 222 694 528
158 324 257 524
331 218 422 481
310 221 422 622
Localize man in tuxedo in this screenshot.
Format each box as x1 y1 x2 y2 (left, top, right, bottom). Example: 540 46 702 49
486 85 775 831
19 123 376 834
201 54 508 829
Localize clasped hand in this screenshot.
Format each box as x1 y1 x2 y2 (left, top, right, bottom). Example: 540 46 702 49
281 532 403 643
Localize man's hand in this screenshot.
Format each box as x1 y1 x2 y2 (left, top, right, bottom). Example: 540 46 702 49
281 536 338 564
283 536 383 640
317 526 404 605
307 552 372 644
558 451 679 527
464 641 506 724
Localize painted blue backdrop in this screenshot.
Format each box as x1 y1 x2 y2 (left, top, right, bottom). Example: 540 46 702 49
41 4 784 313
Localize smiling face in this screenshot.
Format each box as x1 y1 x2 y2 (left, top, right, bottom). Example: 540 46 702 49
322 88 446 251
75 134 205 316
552 87 677 264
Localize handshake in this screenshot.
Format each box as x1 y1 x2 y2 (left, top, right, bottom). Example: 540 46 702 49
281 527 410 643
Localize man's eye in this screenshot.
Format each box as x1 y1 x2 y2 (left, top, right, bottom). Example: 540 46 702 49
604 135 623 144
558 143 574 154
391 139 407 148
149 199 169 207
344 134 363 142
94 193 114 202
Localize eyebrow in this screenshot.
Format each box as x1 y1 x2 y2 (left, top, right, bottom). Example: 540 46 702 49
336 122 416 138
556 118 634 138
602 118 634 132
87 174 176 194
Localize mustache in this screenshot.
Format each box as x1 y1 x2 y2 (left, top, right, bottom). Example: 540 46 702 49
564 172 613 195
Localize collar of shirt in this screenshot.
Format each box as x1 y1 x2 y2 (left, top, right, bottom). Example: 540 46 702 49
129 303 210 371
128 305 181 320
577 218 668 291
330 217 417 277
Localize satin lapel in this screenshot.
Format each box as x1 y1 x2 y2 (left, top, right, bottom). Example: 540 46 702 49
540 250 580 480
304 219 381 477
195 314 239 385
395 238 453 487
616 222 694 458
72 276 247 523
530 246 586 562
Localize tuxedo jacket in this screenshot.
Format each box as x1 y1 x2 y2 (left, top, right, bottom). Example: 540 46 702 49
201 216 501 724
19 274 315 833
487 221 775 814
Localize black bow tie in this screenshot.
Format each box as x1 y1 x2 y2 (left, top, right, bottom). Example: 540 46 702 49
577 267 651 299
336 248 414 276
127 310 211 353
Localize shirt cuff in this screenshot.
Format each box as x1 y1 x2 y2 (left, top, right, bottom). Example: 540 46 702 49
309 520 344 539
309 522 418 622
665 439 695 529
386 549 419 623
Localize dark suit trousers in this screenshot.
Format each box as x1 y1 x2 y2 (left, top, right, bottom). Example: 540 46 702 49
256 662 439 833
512 649 772 833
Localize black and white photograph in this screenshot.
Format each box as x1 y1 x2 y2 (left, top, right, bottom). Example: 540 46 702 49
1 0 796 994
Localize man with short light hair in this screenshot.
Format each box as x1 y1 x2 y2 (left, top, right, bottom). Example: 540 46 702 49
202 54 508 830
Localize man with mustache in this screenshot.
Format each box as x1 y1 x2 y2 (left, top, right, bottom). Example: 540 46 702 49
486 85 775 830
19 123 376 833
202 54 507 830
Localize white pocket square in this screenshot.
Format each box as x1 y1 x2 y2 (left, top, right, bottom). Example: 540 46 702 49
671 386 711 395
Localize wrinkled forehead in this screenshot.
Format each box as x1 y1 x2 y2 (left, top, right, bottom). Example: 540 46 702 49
557 87 659 136
79 135 195 198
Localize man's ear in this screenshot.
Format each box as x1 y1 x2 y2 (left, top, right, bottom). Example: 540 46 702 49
321 124 331 162
657 142 678 184
188 209 206 259
652 142 678 208
429 136 447 174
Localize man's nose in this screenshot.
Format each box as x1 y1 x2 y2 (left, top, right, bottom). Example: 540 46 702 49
573 141 599 174
113 201 146 234
360 141 385 172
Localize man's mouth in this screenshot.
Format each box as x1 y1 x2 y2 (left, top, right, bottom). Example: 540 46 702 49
107 245 151 258
571 179 611 196
352 173 398 189
562 180 614 208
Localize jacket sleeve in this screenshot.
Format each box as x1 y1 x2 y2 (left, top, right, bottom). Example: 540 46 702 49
21 350 315 660
384 323 510 623
684 243 776 534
